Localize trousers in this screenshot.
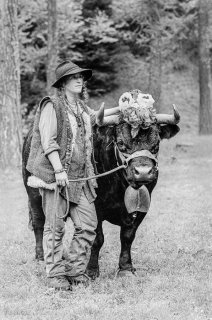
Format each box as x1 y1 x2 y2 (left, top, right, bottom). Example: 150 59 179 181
40 188 97 278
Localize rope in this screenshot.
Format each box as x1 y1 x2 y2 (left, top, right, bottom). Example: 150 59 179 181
68 164 127 182
51 186 59 263
51 147 155 263
51 186 70 263
51 164 126 263
50 142 159 262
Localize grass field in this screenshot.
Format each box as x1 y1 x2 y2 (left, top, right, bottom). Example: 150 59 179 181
0 132 211 320
0 61 212 319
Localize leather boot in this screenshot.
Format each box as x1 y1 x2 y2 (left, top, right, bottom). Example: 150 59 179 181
48 276 71 291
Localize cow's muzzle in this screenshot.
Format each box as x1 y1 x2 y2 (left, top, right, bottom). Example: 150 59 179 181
114 145 158 188
133 165 156 183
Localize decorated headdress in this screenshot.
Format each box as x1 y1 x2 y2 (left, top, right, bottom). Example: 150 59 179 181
96 89 180 135
118 89 156 137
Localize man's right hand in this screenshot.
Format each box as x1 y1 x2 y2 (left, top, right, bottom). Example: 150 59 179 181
47 151 69 187
55 171 69 187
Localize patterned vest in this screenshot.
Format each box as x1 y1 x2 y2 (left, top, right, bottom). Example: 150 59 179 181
26 95 97 204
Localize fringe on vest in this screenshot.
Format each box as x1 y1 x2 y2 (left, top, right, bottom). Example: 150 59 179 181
80 102 98 189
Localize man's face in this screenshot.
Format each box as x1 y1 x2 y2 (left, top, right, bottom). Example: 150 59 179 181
65 73 84 94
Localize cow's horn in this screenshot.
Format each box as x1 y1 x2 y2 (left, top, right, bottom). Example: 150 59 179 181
104 106 120 117
101 114 120 125
96 102 105 126
156 104 180 125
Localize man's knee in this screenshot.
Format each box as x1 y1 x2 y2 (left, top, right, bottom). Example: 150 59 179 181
74 221 96 236
44 221 65 235
85 202 98 230
71 203 97 230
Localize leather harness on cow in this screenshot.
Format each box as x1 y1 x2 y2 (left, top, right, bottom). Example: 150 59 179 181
113 141 158 167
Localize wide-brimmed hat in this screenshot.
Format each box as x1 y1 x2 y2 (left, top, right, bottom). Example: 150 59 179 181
52 60 92 88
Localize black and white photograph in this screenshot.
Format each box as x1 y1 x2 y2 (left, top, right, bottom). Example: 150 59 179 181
0 0 211 319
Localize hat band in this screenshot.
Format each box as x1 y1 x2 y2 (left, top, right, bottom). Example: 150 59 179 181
56 67 86 81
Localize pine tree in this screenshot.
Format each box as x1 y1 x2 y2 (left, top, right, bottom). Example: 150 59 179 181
47 0 58 95
0 0 22 168
147 0 162 112
198 0 212 134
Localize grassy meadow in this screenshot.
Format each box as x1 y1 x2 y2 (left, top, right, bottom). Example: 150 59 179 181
0 60 212 319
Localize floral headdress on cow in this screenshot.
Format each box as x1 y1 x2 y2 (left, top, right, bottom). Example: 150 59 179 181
96 89 180 134
118 89 156 138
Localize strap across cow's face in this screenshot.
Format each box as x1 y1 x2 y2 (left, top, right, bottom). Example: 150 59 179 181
114 142 158 169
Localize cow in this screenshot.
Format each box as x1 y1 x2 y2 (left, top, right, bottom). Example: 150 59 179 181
22 91 180 278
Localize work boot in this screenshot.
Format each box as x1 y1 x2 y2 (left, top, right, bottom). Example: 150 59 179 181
48 276 71 291
67 274 91 287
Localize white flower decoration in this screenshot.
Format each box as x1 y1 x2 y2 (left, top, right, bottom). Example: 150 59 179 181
130 102 140 109
118 92 134 111
137 93 155 109
118 90 157 136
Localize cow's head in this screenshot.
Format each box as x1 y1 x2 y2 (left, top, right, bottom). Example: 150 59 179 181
114 120 179 189
95 91 180 190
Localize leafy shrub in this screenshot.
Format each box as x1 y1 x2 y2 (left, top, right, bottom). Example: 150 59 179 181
19 0 119 117
112 0 200 61
59 2 119 95
82 0 112 18
18 0 208 120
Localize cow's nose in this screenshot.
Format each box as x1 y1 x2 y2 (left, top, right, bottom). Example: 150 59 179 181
134 166 153 181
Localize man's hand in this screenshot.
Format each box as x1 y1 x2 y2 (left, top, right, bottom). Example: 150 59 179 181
47 151 69 186
55 171 69 187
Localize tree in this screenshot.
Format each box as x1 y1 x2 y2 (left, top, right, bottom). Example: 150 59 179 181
198 0 212 134
0 0 22 168
147 0 162 112
47 0 58 95
81 0 118 95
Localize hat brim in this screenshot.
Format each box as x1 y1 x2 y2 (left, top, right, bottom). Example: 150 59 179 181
52 68 92 88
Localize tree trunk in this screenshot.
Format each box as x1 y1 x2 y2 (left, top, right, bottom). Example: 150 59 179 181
148 34 162 112
198 0 212 134
0 0 22 169
147 0 162 112
47 0 58 95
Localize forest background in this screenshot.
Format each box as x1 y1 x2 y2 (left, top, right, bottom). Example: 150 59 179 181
1 0 212 167
19 0 211 135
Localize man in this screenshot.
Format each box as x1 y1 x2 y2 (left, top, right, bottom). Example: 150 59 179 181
27 60 107 290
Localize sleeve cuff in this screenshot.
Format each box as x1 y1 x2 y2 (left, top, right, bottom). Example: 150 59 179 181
44 146 60 157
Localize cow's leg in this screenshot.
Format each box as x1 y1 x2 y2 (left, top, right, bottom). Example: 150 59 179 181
86 222 104 280
34 227 44 261
28 193 45 261
118 212 147 276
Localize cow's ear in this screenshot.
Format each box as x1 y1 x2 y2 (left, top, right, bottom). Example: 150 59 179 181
159 124 180 140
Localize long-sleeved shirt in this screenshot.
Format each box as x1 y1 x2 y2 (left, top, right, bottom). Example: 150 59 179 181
38 101 97 204
39 101 96 156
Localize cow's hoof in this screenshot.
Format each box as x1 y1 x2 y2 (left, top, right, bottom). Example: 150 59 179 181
85 268 100 280
116 269 137 278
